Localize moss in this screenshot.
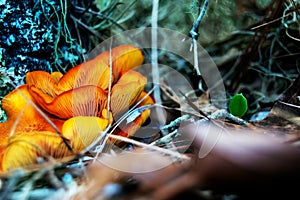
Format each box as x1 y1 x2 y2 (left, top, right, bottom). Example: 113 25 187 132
0 1 86 95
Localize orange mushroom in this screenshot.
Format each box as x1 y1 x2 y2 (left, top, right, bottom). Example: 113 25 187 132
1 131 72 171
29 85 108 119
114 91 155 139
111 70 147 118
0 85 64 150
25 44 144 96
1 114 111 171
0 44 153 172
94 45 145 80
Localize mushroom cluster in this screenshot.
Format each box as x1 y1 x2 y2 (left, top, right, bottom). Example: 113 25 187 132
0 45 153 172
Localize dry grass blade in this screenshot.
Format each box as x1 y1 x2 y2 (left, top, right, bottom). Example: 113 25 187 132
179 90 210 120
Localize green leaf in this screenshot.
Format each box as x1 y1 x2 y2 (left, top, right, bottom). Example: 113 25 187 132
229 93 248 117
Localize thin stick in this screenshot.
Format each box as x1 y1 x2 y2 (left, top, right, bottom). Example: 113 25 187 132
192 38 201 75
108 134 190 161
106 38 113 120
151 0 163 110
188 0 208 75
188 0 209 40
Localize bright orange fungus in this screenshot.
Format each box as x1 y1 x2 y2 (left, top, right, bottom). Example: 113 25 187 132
0 45 154 172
